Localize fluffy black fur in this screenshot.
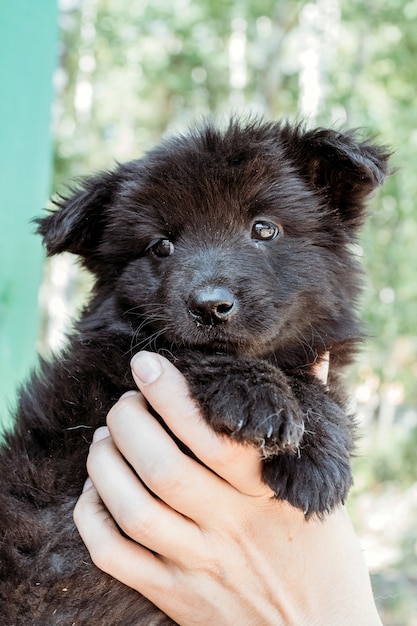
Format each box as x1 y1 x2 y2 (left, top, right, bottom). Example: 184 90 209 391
0 118 389 624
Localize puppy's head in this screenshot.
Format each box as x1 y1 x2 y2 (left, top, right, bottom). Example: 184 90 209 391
36 119 390 360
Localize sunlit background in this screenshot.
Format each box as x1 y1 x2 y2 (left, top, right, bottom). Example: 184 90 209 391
1 0 417 622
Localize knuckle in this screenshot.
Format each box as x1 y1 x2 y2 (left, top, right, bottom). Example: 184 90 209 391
118 506 154 542
89 542 115 573
194 547 227 584
203 443 238 475
146 455 186 496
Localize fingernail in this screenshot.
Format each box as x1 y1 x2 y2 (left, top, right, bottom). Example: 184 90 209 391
92 426 110 443
131 352 162 384
120 390 139 399
82 477 93 493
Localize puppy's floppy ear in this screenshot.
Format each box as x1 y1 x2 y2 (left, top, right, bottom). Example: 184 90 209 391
34 169 121 257
283 125 391 229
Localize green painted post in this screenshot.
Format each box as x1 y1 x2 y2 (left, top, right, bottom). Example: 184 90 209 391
0 1 58 430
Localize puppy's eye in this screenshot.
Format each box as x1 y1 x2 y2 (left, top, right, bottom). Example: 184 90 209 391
251 221 280 241
150 239 174 257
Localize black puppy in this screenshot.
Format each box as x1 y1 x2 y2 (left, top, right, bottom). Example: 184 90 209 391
0 118 389 624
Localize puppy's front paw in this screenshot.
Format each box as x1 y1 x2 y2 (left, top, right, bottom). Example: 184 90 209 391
180 355 304 456
215 384 305 458
261 398 355 516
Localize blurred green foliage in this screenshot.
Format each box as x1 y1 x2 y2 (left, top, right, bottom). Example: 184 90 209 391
48 0 417 622
54 0 417 398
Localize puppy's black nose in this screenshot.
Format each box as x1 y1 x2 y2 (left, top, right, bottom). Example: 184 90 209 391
188 287 237 326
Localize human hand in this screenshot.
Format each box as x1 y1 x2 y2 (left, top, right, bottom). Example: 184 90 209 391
74 352 381 626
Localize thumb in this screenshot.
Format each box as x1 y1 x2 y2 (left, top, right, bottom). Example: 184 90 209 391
129 351 269 497
131 351 164 386
130 351 200 431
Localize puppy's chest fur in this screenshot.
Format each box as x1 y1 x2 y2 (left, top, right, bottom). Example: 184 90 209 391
0 119 389 625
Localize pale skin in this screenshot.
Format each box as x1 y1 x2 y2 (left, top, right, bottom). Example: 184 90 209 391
73 351 382 626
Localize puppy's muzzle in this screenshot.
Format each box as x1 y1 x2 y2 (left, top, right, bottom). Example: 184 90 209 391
188 286 237 326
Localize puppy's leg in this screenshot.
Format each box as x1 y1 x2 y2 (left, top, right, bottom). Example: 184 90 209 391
176 354 354 515
263 376 355 516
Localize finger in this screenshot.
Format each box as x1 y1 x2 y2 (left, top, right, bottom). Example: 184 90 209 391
74 486 211 625
106 392 249 525
310 351 329 384
129 351 271 497
73 483 178 610
86 424 202 559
